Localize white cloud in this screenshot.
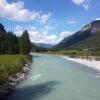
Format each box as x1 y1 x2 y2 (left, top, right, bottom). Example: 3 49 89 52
14 25 23 36
58 31 74 42
14 25 57 44
0 0 51 23
72 0 84 5
72 0 91 10
15 25 23 31
40 13 52 24
67 20 78 24
28 29 58 44
14 25 74 44
41 25 54 32
95 18 100 20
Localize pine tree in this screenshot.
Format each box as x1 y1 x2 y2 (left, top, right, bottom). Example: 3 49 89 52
19 30 31 54
7 31 19 54
0 23 31 55
0 24 7 54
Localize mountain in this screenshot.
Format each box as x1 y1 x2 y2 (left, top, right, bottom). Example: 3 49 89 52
54 20 100 50
35 43 53 48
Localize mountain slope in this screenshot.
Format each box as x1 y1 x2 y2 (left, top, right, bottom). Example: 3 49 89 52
54 20 100 50
68 31 100 50
35 43 53 48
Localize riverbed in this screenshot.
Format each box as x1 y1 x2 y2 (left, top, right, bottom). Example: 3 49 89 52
7 53 100 100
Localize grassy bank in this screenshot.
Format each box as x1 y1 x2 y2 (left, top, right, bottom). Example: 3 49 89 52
0 55 31 85
46 50 100 59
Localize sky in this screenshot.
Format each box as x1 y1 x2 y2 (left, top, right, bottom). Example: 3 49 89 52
0 0 100 44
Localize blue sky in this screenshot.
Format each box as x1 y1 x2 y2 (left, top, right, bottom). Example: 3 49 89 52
0 0 100 44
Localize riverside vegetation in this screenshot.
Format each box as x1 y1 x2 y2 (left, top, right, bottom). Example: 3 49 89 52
0 55 31 85
45 50 100 60
0 23 32 99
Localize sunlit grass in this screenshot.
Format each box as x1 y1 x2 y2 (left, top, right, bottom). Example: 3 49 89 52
0 55 29 85
46 50 100 57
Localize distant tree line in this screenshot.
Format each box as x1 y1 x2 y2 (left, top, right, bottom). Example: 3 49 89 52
31 43 49 52
0 23 31 54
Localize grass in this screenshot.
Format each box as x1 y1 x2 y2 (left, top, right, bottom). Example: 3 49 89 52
46 50 100 58
0 54 30 85
0 55 26 64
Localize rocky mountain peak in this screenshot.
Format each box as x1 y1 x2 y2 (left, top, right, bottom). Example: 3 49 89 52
81 24 91 31
81 20 100 33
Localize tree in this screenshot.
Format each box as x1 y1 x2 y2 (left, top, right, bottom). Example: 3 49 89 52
19 30 31 54
7 31 19 54
0 23 31 55
0 24 7 54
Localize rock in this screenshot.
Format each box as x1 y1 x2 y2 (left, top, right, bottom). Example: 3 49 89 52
0 62 31 100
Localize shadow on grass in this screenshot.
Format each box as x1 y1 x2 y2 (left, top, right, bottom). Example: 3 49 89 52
7 81 60 100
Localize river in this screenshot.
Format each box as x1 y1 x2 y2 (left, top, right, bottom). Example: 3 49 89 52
7 53 100 100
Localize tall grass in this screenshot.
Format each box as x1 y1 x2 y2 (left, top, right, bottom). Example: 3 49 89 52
0 55 29 85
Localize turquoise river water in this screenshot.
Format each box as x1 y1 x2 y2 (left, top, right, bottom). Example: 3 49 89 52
7 53 100 100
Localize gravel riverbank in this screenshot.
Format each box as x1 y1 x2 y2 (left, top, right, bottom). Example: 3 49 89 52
0 61 31 100
61 56 100 71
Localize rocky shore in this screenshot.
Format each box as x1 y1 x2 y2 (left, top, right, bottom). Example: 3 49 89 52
0 61 31 100
61 56 100 71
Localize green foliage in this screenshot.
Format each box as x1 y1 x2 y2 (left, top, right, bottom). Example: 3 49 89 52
19 30 31 54
0 29 8 54
0 23 31 54
0 65 9 85
0 55 29 85
7 31 19 54
47 50 100 57
0 23 32 85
